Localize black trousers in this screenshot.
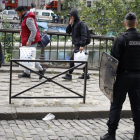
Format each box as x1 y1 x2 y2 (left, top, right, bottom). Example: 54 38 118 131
69 47 86 74
107 73 140 131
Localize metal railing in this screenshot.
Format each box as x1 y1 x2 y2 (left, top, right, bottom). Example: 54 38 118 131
0 28 114 69
9 59 88 104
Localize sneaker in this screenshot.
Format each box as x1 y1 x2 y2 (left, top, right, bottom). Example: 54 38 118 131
18 73 30 78
78 73 90 79
39 68 46 79
62 74 72 80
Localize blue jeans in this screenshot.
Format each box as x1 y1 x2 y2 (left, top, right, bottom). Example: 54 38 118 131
24 43 43 74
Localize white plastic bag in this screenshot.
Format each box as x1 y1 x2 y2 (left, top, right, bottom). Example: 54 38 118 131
20 46 36 68
74 51 88 68
42 113 55 121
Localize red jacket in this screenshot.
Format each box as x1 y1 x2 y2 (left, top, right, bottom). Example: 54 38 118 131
21 12 41 46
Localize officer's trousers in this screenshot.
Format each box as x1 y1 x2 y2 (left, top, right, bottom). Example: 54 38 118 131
107 73 140 131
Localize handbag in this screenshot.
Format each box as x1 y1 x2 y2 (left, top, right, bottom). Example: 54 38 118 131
38 33 50 47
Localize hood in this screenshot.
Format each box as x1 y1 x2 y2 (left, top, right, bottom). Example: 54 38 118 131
69 9 80 23
23 11 36 19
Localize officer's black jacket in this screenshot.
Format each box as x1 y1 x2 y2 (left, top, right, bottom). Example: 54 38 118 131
111 28 140 73
66 9 87 47
0 42 2 67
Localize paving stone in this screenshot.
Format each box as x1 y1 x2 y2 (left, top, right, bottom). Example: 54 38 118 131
0 132 5 136
16 137 25 140
0 87 8 91
0 136 6 140
32 135 41 140
65 134 75 139
76 137 85 140
23 133 32 138
45 130 56 136
55 132 65 137
60 137 69 140
30 130 38 135
35 128 44 132
6 133 15 138
40 137 49 140
14 131 22 136
48 136 59 140
85 135 94 140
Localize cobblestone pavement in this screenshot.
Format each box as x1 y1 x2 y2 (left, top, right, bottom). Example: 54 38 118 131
0 70 130 108
0 118 134 140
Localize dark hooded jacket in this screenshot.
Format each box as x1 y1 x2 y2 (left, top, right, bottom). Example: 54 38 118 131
66 9 87 47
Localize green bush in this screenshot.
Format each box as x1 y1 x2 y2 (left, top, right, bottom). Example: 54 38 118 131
0 16 16 62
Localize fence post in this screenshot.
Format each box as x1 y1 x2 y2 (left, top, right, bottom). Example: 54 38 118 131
40 47 47 68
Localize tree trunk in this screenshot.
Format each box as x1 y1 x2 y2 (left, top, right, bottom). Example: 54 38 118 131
57 0 61 12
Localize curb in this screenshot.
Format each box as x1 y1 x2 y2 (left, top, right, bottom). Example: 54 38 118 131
0 106 132 120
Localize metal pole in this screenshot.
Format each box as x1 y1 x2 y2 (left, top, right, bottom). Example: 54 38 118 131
106 39 108 52
49 35 52 60
98 39 101 67
4 32 6 55
91 39 94 68
83 62 87 104
64 36 66 60
9 60 12 104
57 35 59 60
11 33 13 59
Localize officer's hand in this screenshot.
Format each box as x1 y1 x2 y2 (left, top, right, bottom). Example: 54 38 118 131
79 47 84 51
26 42 31 47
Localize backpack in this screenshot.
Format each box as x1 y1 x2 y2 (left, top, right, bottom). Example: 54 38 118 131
78 21 91 45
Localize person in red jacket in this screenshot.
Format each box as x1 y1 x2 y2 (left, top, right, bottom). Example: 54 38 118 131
15 6 46 79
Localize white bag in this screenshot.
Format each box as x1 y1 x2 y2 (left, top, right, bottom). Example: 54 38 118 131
20 46 36 68
74 51 88 68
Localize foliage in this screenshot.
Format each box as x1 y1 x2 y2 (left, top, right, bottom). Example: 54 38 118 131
57 0 82 17
0 16 16 62
62 0 81 10
80 0 140 36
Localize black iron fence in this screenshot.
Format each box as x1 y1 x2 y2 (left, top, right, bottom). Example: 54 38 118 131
0 28 114 69
9 59 88 104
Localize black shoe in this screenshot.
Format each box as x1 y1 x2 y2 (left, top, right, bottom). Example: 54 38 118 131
39 68 46 79
78 73 90 79
100 130 116 140
133 129 140 140
18 73 30 78
62 74 72 80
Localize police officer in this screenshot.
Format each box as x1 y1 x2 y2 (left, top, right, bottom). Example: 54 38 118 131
100 12 140 140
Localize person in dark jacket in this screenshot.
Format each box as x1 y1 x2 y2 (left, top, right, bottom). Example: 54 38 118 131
62 9 90 80
101 12 140 140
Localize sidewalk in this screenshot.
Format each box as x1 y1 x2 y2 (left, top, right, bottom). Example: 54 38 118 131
0 119 134 140
0 67 131 120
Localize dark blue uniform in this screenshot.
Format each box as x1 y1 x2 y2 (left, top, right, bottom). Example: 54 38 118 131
108 29 140 132
101 12 140 140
